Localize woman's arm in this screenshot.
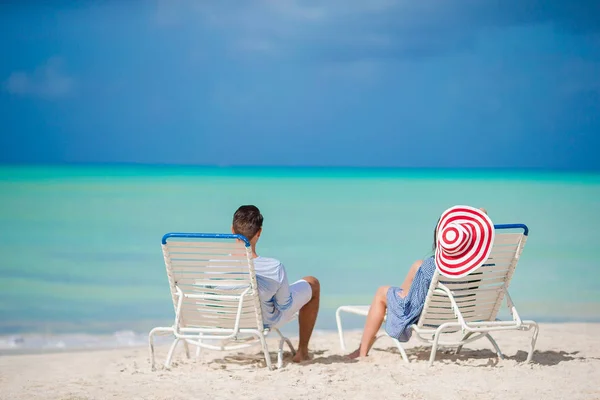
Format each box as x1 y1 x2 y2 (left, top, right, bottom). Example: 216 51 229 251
398 260 424 296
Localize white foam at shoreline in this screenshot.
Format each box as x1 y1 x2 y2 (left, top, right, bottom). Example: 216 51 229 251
0 330 159 352
0 328 351 353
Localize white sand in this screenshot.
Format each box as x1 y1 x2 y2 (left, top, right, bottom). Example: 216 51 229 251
1 323 599 400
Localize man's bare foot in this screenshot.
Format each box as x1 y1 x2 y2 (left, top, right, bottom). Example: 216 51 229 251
292 348 310 363
347 348 361 359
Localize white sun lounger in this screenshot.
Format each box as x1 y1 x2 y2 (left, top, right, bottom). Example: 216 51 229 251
149 233 295 370
336 224 539 366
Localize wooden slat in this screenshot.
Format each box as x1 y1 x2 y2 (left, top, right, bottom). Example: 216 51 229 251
467 269 511 280
168 252 246 258
492 233 523 245
425 311 493 320
172 265 249 271
181 301 255 311
182 308 258 319
429 298 498 309
463 314 495 322
168 252 247 259
420 316 462 324
168 253 246 261
180 304 256 315
178 289 251 298
176 286 252 295
421 314 494 326
486 254 517 263
426 304 495 316
173 272 249 281
174 275 250 283
166 241 245 249
171 268 249 275
171 267 249 276
430 292 501 304
485 256 517 264
181 297 254 306
170 259 248 267
483 254 517 263
181 308 256 316
182 319 260 329
480 259 513 267
427 307 496 318
181 313 258 322
442 277 506 290
182 314 259 325
181 307 246 316
442 273 510 286
439 270 510 285
167 246 246 254
436 266 512 284
177 280 250 287
181 297 255 305
489 243 518 255
171 256 248 267
184 323 261 330
170 256 241 262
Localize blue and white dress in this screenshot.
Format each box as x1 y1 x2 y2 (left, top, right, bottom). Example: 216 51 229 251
385 256 436 342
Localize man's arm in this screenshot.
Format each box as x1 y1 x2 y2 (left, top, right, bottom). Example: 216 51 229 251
273 262 294 311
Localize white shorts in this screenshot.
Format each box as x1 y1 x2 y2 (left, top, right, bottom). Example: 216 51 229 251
272 279 312 328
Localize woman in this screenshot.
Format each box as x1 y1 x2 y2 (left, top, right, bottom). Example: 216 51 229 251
348 206 492 359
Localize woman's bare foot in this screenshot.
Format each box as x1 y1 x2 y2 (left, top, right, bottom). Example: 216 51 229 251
292 347 310 363
347 348 362 359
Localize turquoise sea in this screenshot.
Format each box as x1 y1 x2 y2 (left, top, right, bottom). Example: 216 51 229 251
0 166 599 349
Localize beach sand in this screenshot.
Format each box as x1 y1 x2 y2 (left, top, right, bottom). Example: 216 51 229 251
1 323 599 400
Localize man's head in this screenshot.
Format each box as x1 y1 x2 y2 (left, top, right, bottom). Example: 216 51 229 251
232 205 263 242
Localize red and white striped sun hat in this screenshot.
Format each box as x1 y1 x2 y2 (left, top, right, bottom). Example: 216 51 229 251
435 205 495 278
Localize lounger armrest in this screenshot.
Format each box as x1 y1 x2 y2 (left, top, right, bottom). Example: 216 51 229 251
434 283 468 329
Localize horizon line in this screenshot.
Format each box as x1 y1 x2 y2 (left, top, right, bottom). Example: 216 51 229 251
1 162 600 173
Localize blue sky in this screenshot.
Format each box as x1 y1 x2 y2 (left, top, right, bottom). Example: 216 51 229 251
1 1 599 169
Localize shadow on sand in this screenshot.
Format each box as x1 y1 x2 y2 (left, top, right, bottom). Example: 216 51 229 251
210 349 358 368
205 345 586 369
377 345 584 367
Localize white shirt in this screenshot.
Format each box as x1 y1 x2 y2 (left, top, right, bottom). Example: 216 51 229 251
253 256 293 327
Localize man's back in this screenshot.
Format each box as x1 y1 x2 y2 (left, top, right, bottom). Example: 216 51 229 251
253 256 292 327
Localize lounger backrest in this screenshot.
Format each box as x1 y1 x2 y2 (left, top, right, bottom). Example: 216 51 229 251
416 224 528 329
161 233 264 333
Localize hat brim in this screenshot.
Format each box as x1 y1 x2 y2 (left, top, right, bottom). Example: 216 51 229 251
435 205 495 278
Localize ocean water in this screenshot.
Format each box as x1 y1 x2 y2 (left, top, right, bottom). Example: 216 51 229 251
0 166 599 350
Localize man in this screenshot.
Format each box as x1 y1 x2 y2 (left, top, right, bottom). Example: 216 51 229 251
231 205 320 363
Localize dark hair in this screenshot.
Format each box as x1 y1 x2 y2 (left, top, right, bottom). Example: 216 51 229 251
232 205 263 241
432 217 440 252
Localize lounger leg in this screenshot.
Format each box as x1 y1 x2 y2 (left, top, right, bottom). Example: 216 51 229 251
148 327 174 371
258 333 273 370
148 329 157 371
165 338 180 368
276 337 286 369
526 322 539 363
372 333 409 363
273 329 286 368
455 332 474 355
274 328 296 355
391 337 409 363
485 334 504 359
195 335 203 360
183 340 191 359
429 328 444 367
335 307 347 351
